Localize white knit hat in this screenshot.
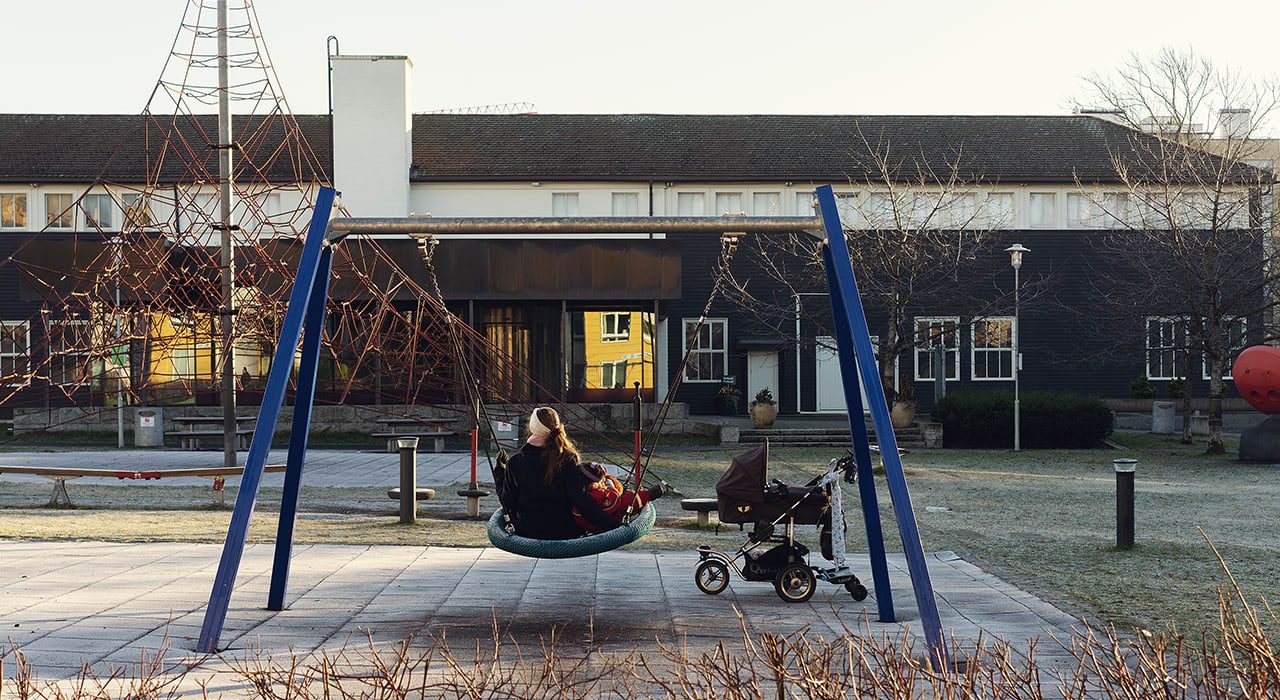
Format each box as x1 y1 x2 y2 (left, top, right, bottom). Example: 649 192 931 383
528 408 552 437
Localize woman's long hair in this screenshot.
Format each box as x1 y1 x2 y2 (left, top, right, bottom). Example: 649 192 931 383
534 407 579 484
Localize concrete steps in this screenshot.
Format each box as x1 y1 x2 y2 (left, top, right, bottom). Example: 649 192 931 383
739 425 926 448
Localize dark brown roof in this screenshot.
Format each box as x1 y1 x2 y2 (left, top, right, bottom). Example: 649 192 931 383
0 113 330 184
0 112 1256 186
408 114 1189 184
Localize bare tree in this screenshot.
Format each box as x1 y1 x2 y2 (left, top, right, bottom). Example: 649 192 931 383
1076 47 1279 454
726 127 1021 406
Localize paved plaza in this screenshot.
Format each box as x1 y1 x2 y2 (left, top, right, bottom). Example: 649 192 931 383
0 540 1085 694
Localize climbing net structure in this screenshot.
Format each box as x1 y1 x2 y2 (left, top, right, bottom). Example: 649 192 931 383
0 0 637 465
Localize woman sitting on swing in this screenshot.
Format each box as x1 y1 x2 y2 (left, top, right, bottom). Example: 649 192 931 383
506 407 666 539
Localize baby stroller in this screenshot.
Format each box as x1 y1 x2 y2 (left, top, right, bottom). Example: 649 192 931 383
694 442 868 603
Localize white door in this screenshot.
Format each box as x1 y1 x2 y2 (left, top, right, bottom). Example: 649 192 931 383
746 351 779 413
815 336 886 413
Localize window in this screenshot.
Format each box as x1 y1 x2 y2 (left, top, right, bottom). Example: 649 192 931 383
1 194 27 229
48 318 91 386
914 317 959 381
1066 193 1098 228
611 192 639 216
46 193 73 229
865 192 895 228
600 312 631 342
714 192 743 216
1205 318 1247 380
122 193 154 229
683 318 727 382
0 321 29 386
81 194 115 230
677 192 705 216
1103 192 1131 227
971 318 1015 380
1145 317 1186 380
796 192 814 217
983 192 1013 228
946 193 977 228
601 359 628 389
752 192 780 216
1029 193 1057 228
551 193 579 216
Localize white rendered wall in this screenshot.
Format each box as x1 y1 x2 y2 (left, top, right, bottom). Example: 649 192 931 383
331 55 413 217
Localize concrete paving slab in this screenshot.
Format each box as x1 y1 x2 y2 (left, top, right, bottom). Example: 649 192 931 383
0 541 1087 692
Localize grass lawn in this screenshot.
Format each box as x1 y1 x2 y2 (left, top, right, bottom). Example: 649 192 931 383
0 430 1273 637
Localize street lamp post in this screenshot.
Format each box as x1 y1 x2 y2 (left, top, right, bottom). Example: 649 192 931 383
1006 244 1030 452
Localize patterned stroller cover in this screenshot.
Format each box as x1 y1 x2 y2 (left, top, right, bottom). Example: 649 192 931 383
715 443 829 525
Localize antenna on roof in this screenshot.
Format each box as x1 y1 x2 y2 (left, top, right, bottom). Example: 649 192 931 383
423 102 537 115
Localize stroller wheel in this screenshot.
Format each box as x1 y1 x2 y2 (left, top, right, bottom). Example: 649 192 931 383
773 564 816 603
845 582 869 601
695 560 730 595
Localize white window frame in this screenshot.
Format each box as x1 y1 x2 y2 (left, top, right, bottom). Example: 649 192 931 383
601 359 628 388
600 312 631 343
677 192 706 216
983 192 1014 228
914 316 960 382
714 192 743 216
610 192 639 217
1 193 28 230
80 193 116 231
1204 317 1247 380
1028 192 1058 229
752 192 780 216
45 193 74 230
683 317 728 382
970 317 1016 381
121 193 155 230
47 318 92 386
1145 316 1187 381
0 320 31 387
551 193 579 217
796 191 815 217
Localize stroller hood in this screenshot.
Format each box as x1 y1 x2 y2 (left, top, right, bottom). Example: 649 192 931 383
716 443 768 505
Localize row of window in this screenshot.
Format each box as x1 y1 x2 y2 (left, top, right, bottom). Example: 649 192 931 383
544 189 1258 230
0 190 287 232
1145 316 1248 381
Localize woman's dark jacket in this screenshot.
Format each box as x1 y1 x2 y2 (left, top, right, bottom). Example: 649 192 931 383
505 443 623 539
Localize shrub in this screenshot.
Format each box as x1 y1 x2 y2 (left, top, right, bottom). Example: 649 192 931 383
931 390 1113 448
752 387 775 405
1167 377 1186 399
1129 375 1158 399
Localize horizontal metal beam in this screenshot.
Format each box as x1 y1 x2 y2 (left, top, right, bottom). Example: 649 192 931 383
326 215 824 236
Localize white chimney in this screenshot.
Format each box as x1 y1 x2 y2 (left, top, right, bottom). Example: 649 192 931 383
331 55 413 216
1218 108 1252 139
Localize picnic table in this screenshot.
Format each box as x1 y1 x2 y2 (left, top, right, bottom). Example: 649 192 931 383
372 417 454 453
166 415 257 451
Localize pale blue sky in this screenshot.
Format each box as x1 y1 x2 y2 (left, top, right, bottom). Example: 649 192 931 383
2 0 1277 120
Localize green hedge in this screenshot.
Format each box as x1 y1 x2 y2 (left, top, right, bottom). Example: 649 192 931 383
931 390 1113 448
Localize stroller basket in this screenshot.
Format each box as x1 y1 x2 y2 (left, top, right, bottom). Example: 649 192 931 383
715 443 829 525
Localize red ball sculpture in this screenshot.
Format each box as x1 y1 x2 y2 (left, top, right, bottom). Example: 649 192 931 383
1232 345 1280 415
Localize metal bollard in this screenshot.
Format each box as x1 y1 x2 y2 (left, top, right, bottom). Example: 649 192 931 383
399 437 419 524
1114 458 1136 548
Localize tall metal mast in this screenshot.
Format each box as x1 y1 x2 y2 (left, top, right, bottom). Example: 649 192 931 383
217 0 237 469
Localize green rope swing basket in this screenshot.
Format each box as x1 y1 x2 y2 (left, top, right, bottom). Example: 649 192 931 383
486 504 656 559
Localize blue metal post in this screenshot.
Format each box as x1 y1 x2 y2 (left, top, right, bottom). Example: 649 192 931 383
197 187 338 653
814 185 948 667
820 243 895 623
266 244 333 611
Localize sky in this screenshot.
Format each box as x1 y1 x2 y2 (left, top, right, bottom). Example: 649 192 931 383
1 0 1278 119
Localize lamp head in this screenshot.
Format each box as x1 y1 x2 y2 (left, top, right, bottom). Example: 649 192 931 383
1005 243 1030 270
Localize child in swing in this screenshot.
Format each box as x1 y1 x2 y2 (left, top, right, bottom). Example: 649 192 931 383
572 461 668 534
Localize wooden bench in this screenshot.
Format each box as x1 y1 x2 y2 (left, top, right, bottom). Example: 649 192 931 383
372 431 451 453
680 498 719 527
165 428 255 451
0 464 287 506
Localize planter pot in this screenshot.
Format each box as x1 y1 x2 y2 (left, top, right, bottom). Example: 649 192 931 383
716 395 741 416
921 422 943 449
750 402 778 428
890 401 917 429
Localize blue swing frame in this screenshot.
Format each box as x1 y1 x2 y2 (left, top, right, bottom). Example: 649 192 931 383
195 185 948 667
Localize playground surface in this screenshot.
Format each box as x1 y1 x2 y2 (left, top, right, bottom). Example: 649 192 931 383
1 540 1081 693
